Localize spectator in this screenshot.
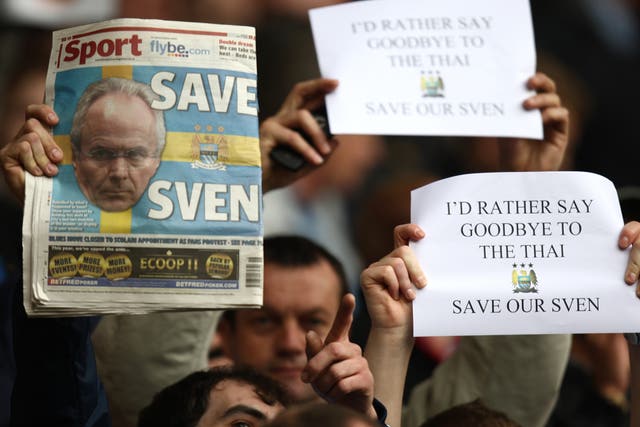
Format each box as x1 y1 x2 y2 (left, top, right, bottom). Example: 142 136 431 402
138 366 287 427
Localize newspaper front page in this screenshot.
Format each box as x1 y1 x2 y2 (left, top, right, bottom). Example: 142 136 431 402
23 19 262 316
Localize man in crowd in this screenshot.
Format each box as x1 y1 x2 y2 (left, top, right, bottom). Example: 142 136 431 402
138 366 288 427
218 227 568 427
219 236 378 419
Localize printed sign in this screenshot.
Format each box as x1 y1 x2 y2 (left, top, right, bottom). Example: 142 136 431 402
310 0 541 138
411 172 640 336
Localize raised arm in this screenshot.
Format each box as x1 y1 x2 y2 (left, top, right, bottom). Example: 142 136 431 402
362 224 427 427
400 218 571 427
260 78 339 193
0 104 62 204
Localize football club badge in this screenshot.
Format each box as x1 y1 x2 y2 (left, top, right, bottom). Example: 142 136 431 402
191 124 227 170
512 262 538 293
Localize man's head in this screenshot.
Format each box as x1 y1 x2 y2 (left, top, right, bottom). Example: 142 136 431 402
70 77 166 212
420 399 521 427
220 236 348 403
138 366 287 427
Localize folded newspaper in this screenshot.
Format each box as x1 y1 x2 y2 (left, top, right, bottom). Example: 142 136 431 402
23 19 263 316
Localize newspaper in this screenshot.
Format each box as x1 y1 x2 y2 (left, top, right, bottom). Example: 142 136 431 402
23 19 263 316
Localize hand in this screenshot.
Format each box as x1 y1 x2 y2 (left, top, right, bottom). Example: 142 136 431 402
260 78 339 192
497 72 570 172
361 224 427 331
573 333 630 405
618 221 640 298
302 294 377 419
0 104 62 204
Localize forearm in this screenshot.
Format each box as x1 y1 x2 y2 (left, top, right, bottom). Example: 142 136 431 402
364 326 413 427
631 344 640 427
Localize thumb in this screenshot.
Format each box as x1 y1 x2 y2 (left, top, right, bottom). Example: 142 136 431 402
394 224 425 248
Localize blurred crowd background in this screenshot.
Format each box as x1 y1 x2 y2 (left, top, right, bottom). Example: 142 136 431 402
1 0 639 426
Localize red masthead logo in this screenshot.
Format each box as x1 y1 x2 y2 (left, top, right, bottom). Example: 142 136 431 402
63 34 143 65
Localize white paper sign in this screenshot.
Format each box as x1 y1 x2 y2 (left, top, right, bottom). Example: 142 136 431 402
309 0 541 138
411 172 640 336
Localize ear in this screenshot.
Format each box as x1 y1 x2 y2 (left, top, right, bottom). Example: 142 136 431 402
217 316 235 358
71 148 78 170
151 157 161 173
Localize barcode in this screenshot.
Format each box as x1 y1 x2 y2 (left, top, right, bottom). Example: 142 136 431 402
245 259 262 288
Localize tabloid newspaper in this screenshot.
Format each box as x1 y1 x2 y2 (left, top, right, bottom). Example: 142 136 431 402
23 19 263 316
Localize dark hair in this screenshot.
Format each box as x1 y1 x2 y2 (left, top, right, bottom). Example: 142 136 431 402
223 235 348 324
263 235 348 294
138 366 288 427
264 402 378 427
420 399 522 427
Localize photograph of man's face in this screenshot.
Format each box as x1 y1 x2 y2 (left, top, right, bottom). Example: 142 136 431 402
70 78 165 212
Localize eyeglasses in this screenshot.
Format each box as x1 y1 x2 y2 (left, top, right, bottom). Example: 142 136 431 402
80 147 158 168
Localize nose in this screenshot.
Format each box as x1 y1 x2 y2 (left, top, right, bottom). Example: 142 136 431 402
107 156 130 179
275 318 306 356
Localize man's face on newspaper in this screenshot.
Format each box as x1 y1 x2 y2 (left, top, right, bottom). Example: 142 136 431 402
72 93 161 212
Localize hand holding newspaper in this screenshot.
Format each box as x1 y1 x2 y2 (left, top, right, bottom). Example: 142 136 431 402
23 19 263 316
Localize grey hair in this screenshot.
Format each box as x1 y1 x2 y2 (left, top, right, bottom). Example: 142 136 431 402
70 77 166 155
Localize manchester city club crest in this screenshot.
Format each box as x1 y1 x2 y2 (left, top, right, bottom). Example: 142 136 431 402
191 124 227 170
420 70 445 97
511 262 538 293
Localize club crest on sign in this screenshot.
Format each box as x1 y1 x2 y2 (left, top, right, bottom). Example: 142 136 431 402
511 262 538 293
420 70 445 97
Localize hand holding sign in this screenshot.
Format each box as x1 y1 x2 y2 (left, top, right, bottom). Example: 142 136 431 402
361 224 427 331
302 293 377 419
261 78 339 192
619 221 640 299
497 72 570 172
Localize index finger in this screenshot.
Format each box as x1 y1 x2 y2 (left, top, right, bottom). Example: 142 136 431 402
25 104 58 126
324 293 355 344
279 78 339 114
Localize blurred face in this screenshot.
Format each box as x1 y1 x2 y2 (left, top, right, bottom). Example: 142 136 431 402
72 93 161 212
222 260 342 403
197 379 284 427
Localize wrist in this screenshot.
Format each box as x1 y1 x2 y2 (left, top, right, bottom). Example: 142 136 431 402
369 324 413 347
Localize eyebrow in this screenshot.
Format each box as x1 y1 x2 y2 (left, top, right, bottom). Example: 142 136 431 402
223 405 267 420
